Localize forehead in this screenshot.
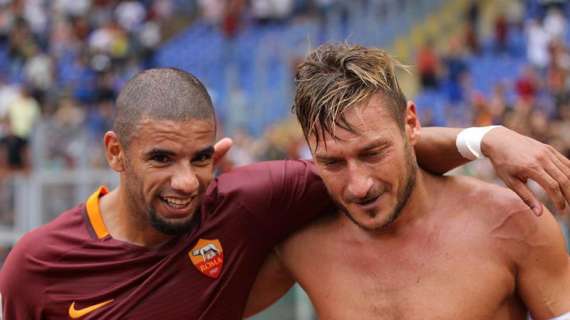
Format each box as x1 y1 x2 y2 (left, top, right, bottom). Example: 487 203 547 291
310 95 400 155
131 118 215 150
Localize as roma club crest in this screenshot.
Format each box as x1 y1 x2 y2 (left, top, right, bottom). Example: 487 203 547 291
189 239 224 279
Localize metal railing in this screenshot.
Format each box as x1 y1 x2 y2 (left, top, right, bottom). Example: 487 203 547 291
0 170 118 245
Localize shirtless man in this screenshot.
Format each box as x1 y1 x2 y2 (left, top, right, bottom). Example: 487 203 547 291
245 44 570 319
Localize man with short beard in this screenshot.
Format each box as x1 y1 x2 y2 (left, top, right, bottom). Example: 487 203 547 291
1 67 569 320
245 44 570 319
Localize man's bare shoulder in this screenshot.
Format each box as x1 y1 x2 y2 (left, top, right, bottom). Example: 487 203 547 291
277 211 345 260
444 176 549 256
445 175 533 217
283 211 343 241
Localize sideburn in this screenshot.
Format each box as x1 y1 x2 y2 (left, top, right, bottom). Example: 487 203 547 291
388 142 418 223
122 154 150 226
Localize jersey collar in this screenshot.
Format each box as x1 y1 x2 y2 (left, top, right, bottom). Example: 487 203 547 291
86 186 110 239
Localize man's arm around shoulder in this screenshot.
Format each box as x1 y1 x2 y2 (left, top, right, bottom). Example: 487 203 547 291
243 250 296 318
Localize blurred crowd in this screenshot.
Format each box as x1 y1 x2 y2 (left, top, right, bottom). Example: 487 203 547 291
0 0 569 184
414 0 570 218
0 0 177 175
0 0 362 176
217 0 570 185
416 0 570 157
197 0 353 36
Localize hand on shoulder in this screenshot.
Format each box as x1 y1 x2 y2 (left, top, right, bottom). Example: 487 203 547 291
481 126 570 216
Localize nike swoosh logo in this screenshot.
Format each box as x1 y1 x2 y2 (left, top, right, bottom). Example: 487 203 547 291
68 299 113 318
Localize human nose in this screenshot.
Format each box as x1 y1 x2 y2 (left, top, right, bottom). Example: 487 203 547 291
171 162 199 194
346 162 373 200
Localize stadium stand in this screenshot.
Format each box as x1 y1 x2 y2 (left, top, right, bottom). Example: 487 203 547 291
0 1 568 319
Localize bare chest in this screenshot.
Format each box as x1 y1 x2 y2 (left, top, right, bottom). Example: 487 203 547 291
288 228 522 320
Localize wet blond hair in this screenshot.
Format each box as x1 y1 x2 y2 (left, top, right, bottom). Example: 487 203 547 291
292 43 407 145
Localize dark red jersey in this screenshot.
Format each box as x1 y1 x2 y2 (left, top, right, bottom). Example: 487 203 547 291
0 160 335 319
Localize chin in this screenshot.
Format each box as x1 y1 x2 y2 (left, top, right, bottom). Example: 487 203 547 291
149 208 199 236
356 219 390 231
160 212 196 224
158 209 197 221
350 209 400 232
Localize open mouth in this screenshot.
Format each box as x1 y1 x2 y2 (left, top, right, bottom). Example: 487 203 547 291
159 196 195 217
161 196 191 208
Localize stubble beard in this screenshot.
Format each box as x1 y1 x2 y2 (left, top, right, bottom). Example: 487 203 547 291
380 156 417 230
123 161 199 237
341 143 418 232
148 204 200 236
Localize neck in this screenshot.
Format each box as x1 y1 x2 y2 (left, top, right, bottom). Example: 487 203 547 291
386 168 441 232
99 187 173 247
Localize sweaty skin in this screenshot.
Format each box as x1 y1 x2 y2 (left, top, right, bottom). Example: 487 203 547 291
271 176 570 320
244 96 570 320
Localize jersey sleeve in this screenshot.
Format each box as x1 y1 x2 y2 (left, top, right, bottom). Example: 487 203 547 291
209 160 336 248
0 231 46 319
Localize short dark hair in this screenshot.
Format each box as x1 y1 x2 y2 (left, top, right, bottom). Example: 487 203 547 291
292 43 407 145
113 68 215 145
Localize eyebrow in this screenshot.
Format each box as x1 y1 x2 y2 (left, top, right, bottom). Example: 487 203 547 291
314 139 391 161
144 145 215 158
314 154 339 163
359 139 390 152
145 148 176 158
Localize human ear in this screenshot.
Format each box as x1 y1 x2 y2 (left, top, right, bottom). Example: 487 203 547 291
404 101 421 145
103 131 126 172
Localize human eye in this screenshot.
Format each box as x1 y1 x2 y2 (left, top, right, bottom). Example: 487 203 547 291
192 153 213 167
319 158 343 170
362 151 383 162
147 151 173 166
